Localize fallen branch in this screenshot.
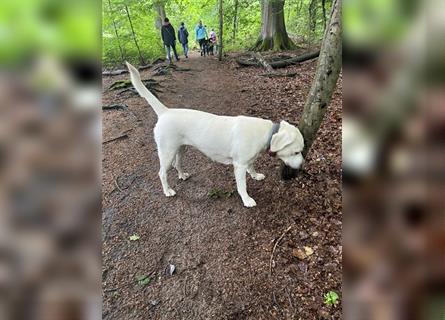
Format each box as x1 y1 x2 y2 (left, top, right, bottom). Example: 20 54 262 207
269 226 292 275
108 80 131 90
270 50 320 68
102 69 128 76
102 104 128 111
108 78 160 91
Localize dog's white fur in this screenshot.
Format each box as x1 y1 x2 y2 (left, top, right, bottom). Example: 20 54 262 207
126 62 304 207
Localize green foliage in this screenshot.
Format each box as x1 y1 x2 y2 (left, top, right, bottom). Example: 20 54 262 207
136 274 151 286
102 0 328 67
129 234 140 241
324 290 339 307
284 0 332 44
1 0 98 66
208 188 234 199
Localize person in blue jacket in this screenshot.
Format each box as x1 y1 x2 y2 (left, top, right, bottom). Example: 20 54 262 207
195 20 208 56
177 22 189 58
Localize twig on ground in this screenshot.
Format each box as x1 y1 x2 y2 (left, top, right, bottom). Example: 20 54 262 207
103 129 133 145
114 178 123 192
269 225 292 275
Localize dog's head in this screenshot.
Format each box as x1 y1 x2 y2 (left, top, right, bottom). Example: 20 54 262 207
270 120 305 170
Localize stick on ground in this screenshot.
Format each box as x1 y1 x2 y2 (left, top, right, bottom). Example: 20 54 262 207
269 226 292 275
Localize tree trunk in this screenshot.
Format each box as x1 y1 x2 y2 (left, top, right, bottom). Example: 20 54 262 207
218 0 223 61
253 0 295 51
297 0 341 157
154 1 166 29
233 0 239 44
107 0 125 63
124 5 145 65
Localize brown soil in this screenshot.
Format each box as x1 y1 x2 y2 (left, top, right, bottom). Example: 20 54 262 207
102 51 342 319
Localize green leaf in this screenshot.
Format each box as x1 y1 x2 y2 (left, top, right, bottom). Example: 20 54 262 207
129 234 140 241
324 290 339 306
136 275 151 286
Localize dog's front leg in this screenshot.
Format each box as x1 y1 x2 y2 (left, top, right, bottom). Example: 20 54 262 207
247 165 265 181
234 164 257 207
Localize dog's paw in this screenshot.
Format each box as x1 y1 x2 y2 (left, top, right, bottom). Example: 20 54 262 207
178 172 190 181
242 197 257 208
164 188 176 197
252 173 265 181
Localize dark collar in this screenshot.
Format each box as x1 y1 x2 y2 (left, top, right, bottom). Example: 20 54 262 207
266 122 280 156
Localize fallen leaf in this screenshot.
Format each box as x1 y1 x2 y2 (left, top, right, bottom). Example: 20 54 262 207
136 275 151 286
292 248 307 260
304 246 314 256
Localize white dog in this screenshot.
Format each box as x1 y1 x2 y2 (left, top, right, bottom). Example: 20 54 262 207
126 62 304 207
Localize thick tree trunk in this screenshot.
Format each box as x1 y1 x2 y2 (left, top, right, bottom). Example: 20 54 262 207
253 0 295 51
124 5 145 65
297 0 341 157
107 0 125 63
233 0 239 44
218 0 223 61
154 1 166 29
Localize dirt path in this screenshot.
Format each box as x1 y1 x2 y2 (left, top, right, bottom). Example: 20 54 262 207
102 51 342 319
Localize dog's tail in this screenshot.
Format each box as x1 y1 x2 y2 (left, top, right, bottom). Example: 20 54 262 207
125 62 168 117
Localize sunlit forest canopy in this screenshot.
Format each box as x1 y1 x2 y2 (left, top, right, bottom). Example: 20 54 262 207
102 0 333 67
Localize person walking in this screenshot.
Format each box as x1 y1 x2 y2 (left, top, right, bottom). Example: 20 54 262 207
195 20 208 56
177 22 189 58
209 28 217 55
161 17 179 63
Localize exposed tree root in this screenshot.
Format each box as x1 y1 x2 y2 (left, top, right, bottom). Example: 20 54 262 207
236 50 320 69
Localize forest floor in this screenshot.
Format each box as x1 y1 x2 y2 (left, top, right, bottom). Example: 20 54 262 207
102 50 342 320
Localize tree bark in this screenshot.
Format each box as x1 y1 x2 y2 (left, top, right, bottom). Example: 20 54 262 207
154 1 166 29
107 0 125 63
233 0 239 44
124 5 145 65
253 0 295 51
218 0 223 61
252 52 274 72
297 0 341 158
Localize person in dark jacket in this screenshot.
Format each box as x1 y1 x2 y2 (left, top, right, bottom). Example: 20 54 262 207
161 18 179 63
177 22 189 58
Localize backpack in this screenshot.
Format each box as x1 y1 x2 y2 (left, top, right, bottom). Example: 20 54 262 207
179 27 189 43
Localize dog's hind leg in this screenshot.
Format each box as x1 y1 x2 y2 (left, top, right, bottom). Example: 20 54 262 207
234 164 257 207
247 164 265 181
173 146 190 181
158 146 178 197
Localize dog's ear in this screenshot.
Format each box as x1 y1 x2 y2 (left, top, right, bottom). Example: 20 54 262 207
270 122 294 153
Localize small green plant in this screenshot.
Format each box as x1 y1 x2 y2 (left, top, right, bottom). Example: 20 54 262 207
129 234 140 241
207 188 234 199
324 290 339 307
136 275 151 287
